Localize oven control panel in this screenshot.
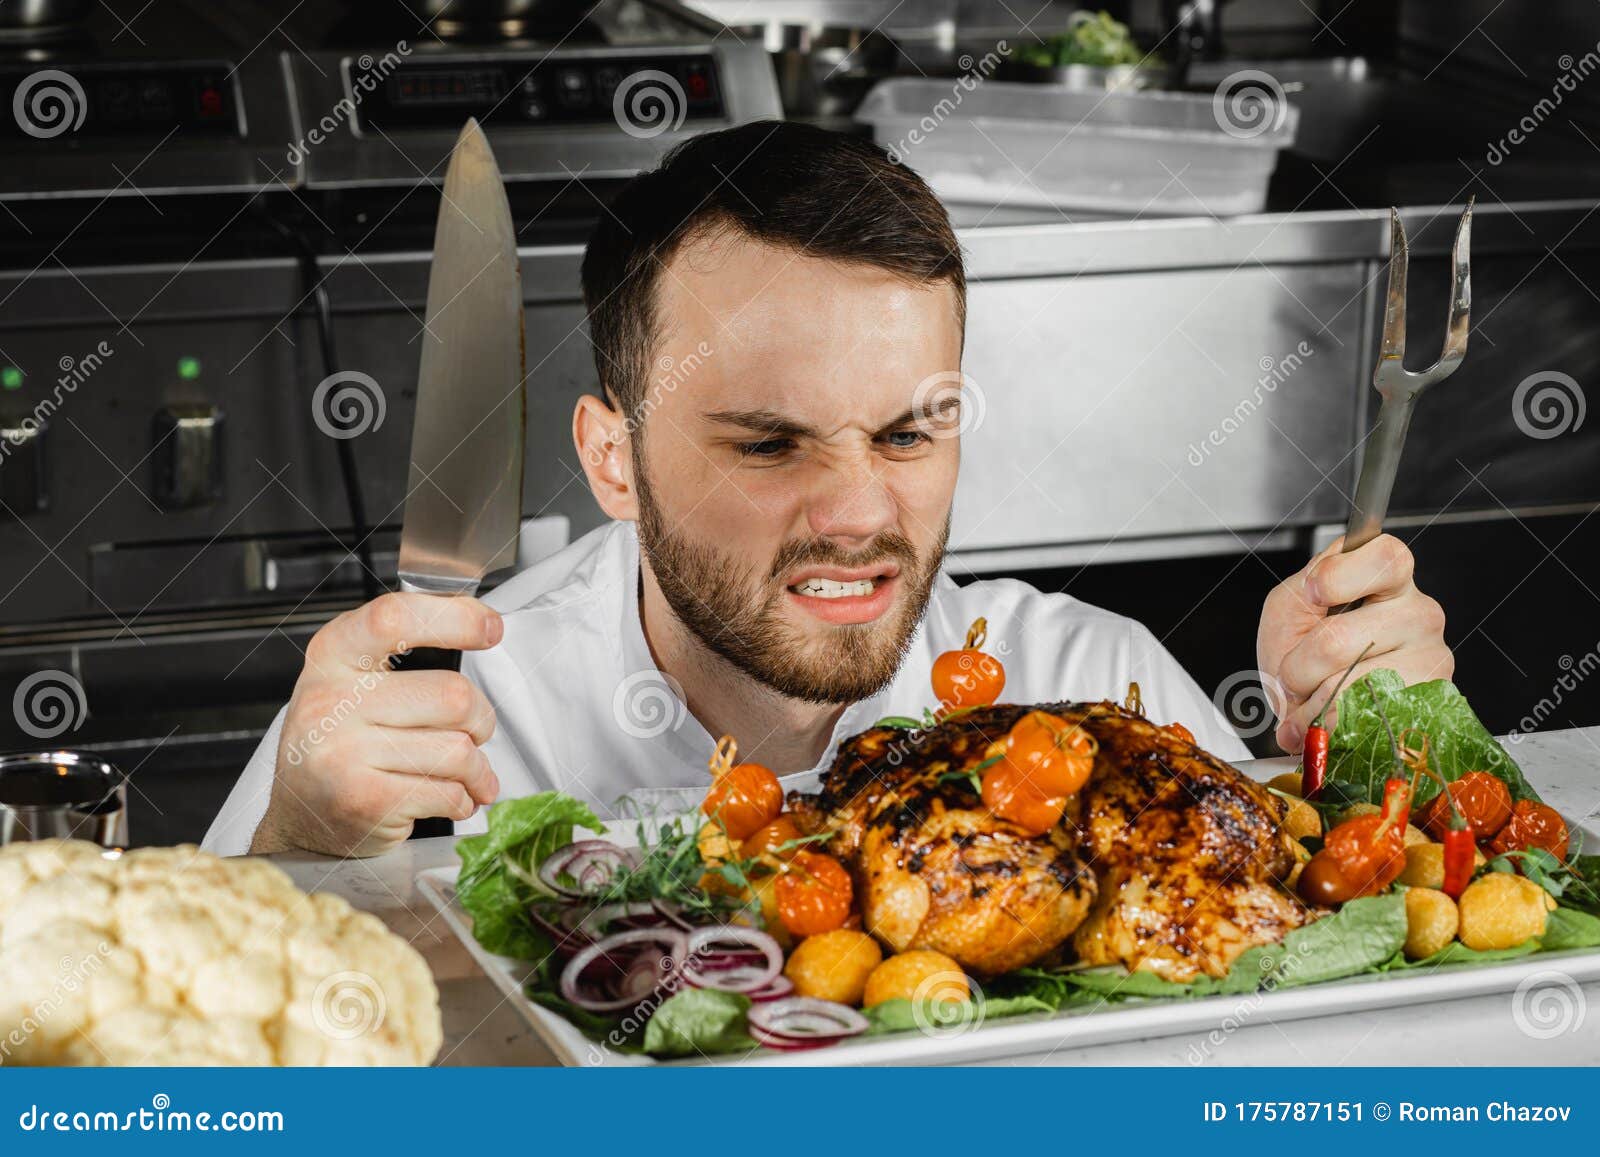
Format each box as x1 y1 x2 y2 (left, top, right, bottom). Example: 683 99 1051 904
353 53 723 131
0 63 242 141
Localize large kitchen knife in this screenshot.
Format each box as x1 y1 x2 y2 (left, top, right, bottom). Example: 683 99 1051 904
396 118 525 838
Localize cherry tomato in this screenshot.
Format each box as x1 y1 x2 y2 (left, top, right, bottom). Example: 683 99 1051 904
1416 770 1513 841
702 763 783 841
1003 710 1096 798
1297 850 1359 905
980 760 1067 837
741 813 804 861
1489 799 1570 861
931 649 1005 712
931 617 1005 711
1323 813 1407 897
775 851 854 936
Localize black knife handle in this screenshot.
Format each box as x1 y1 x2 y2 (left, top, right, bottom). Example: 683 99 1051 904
389 645 461 840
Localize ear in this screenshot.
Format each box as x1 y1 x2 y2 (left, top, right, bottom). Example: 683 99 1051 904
573 392 638 521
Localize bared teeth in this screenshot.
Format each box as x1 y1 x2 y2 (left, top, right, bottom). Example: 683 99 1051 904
791 577 876 599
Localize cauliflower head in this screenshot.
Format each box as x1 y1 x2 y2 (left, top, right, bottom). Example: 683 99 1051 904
0 841 442 1066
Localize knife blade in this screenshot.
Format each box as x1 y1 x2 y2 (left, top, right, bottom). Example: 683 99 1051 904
395 119 525 839
398 117 526 596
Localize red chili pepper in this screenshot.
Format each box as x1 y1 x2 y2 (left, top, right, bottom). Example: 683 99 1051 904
1441 827 1475 898
1300 725 1329 799
1297 642 1375 800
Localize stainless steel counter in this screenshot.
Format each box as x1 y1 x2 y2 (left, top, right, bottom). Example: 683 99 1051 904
265 724 1600 1067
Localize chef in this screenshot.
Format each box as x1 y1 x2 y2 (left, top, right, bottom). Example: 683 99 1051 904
205 122 1451 857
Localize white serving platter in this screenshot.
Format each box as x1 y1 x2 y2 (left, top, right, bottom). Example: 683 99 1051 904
416 862 1600 1068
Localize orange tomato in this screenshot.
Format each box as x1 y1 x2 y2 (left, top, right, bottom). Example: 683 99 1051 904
931 649 1005 712
1003 710 1096 798
741 813 804 861
1323 813 1407 897
1489 799 1569 861
1416 771 1513 841
775 851 854 937
980 760 1067 837
702 763 783 841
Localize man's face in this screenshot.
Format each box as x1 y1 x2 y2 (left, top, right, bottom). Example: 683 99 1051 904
630 230 964 704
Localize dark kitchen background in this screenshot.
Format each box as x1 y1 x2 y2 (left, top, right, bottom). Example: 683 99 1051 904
1 0 1597 845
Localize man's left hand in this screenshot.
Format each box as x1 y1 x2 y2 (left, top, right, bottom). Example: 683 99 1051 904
1258 533 1453 754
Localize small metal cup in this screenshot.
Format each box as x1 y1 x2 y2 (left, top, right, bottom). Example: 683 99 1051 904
0 751 128 848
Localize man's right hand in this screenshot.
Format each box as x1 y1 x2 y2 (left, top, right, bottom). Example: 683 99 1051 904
250 592 504 857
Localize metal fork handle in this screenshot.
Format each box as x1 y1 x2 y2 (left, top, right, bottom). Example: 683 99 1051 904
1328 393 1417 616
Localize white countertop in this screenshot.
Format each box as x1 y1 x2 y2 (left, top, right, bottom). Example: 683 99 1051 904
265 726 1600 1067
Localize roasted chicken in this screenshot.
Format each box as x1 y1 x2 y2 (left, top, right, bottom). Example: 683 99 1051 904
790 701 1308 981
788 715 1096 977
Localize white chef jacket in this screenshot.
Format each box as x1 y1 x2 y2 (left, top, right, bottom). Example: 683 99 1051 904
203 520 1249 855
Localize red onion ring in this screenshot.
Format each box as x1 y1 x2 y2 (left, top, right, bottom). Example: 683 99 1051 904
745 975 795 1002
747 997 868 1046
558 928 688 1013
680 926 783 994
538 840 631 898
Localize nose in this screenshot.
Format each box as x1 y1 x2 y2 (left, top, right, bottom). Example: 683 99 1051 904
804 457 897 546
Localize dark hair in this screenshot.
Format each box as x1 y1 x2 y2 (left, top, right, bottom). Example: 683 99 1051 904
581 120 965 425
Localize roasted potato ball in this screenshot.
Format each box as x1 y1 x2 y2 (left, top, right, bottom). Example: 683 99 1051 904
1283 798 1322 841
1338 802 1381 824
783 929 882 1005
1400 843 1445 889
863 950 969 1008
1457 873 1553 951
1268 772 1306 797
1403 888 1460 959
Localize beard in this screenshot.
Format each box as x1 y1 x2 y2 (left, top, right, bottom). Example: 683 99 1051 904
635 472 948 705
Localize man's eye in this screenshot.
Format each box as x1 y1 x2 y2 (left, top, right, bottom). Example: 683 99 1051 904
738 438 793 459
882 429 931 450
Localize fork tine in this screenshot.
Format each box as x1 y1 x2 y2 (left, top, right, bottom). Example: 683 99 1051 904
1375 208 1409 382
1435 197 1472 373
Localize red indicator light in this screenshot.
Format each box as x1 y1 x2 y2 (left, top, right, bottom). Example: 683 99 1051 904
198 87 224 117
687 72 709 98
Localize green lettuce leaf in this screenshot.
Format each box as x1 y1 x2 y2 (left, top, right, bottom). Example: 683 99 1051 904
641 989 757 1058
1541 906 1600 952
861 994 1055 1035
455 793 606 959
1056 894 1407 1000
1327 669 1539 806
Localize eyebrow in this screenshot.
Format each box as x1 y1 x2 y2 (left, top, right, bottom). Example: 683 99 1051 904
704 395 962 440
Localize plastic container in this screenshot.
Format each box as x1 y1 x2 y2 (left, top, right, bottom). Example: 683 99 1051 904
855 78 1298 217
